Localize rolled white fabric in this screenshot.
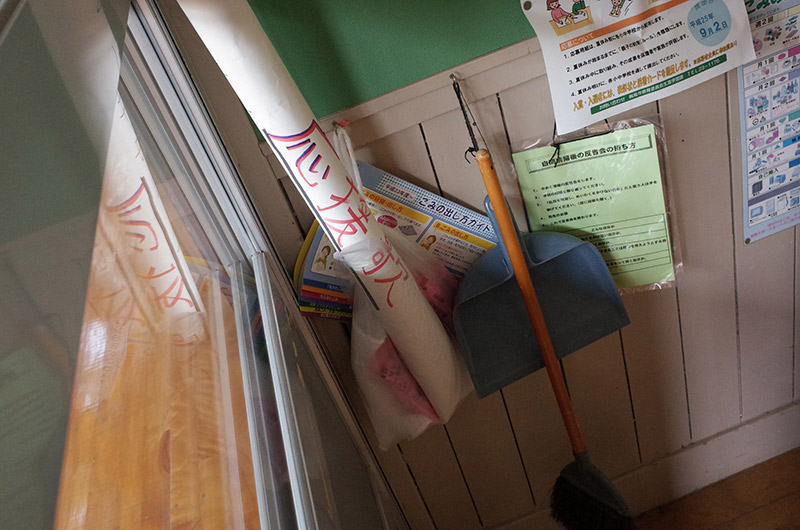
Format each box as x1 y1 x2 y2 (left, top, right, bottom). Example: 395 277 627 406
176 0 467 420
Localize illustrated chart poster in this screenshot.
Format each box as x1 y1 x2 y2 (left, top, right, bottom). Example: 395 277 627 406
738 0 800 242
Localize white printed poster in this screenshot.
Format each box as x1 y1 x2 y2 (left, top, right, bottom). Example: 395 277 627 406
738 0 800 242
521 0 756 134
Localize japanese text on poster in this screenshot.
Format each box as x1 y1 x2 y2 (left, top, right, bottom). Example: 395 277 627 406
357 162 497 276
512 124 674 288
737 0 800 242
521 0 755 134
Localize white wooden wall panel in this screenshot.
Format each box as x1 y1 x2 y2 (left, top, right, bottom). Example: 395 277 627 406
422 102 497 212
727 73 796 420
621 289 690 463
796 228 800 402
355 126 439 191
399 427 482 530
561 335 641 478
501 370 574 508
443 393 535 527
495 508 565 530
659 76 741 442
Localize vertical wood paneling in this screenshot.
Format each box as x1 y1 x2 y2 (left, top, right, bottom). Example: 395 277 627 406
496 76 560 228
495 508 565 530
561 334 640 477
501 370 574 507
399 427 482 530
354 126 439 192
727 73 796 420
658 76 740 441
605 103 691 464
372 446 436 530
621 289 690 463
422 94 527 223
442 393 536 527
419 106 488 212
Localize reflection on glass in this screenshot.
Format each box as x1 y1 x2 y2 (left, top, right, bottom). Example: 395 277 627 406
53 96 259 529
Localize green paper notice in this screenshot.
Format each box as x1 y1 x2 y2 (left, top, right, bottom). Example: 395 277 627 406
513 124 674 288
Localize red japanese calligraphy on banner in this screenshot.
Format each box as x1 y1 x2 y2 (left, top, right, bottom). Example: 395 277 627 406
268 121 336 188
359 237 410 308
269 121 374 248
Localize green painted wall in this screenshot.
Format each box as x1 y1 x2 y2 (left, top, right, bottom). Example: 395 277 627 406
249 0 535 117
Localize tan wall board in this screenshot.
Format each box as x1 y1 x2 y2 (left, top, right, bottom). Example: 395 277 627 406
399 426 483 530
500 369 575 508
727 72 796 420
492 507 564 530
561 333 641 477
355 125 439 194
621 289 690 463
420 94 530 229
658 76 740 441
444 392 536 527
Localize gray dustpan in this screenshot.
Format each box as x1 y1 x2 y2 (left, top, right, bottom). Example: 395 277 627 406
454 197 629 398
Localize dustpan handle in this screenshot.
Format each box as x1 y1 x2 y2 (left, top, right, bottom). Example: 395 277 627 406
476 149 586 455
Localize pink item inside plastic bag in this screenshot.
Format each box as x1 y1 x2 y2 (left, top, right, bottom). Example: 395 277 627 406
415 269 458 334
369 336 442 424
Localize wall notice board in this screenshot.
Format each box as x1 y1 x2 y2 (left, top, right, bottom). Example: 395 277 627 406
248 0 535 117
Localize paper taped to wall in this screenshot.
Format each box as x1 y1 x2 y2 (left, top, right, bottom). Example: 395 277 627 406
521 0 756 134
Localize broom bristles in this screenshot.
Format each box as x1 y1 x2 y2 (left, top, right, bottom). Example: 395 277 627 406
550 459 638 530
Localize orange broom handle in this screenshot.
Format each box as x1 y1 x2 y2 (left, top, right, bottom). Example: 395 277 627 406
476 149 586 455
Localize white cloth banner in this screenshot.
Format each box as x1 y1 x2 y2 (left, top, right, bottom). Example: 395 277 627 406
521 0 756 133
176 0 468 421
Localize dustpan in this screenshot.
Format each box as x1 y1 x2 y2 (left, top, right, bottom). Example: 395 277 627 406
454 197 629 397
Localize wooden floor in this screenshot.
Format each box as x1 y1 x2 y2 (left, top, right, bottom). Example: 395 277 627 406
635 446 800 530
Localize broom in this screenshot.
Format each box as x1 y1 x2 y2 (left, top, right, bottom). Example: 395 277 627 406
452 76 637 530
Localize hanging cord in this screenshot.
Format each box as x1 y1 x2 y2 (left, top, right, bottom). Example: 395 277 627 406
332 120 364 192
549 118 614 168
450 74 488 162
548 122 562 167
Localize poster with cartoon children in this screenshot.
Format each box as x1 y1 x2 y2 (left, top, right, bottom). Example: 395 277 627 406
547 0 593 34
521 0 755 133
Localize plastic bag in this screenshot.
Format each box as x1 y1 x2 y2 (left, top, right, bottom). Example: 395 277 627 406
342 230 468 449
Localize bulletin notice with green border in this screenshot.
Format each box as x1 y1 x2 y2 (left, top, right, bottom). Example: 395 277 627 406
512 124 675 288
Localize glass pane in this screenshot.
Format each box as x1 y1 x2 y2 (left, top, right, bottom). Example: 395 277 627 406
254 253 389 530
51 85 263 527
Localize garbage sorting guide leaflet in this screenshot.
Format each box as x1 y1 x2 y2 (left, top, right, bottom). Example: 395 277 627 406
521 0 755 134
738 0 800 242
513 124 675 288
